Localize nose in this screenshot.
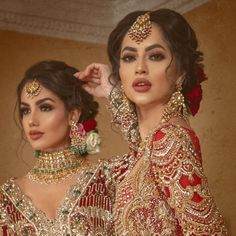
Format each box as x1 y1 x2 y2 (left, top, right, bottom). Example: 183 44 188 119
135 58 148 75
28 111 39 127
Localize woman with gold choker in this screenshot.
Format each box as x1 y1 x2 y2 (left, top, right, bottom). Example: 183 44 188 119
76 9 228 235
0 60 114 235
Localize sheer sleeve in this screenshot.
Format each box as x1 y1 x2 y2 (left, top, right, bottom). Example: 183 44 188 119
150 125 228 235
108 87 140 151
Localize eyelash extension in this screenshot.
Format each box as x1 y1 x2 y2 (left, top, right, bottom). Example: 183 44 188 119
120 55 136 62
19 107 30 117
39 104 53 111
149 53 165 60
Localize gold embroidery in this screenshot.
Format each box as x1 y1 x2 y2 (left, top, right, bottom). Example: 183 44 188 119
108 89 227 235
113 147 178 235
0 162 114 235
108 88 140 151
151 125 227 235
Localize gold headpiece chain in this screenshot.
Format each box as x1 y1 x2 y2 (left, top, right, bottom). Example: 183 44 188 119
25 79 41 98
128 12 152 44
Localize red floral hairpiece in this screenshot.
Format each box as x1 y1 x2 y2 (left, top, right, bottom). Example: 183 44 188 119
184 67 207 116
82 119 97 132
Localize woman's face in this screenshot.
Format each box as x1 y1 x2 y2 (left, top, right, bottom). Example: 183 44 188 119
119 23 179 109
20 83 72 152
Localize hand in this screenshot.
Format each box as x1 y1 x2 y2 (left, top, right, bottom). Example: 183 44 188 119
74 63 113 98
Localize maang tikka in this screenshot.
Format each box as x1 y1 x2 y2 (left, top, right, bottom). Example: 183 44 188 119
70 120 87 155
128 12 152 44
25 79 41 98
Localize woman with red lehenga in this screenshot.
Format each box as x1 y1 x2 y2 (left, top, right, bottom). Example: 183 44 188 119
76 9 228 235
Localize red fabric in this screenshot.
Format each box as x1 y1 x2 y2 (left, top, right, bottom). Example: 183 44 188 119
153 125 204 205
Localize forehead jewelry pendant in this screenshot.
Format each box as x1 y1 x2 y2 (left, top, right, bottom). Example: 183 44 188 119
128 12 152 44
25 79 41 98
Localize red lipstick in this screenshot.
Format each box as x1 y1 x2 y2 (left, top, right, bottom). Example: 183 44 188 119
29 131 44 140
132 79 152 92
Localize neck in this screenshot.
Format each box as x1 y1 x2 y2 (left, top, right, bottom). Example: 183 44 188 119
42 143 70 153
136 103 165 140
28 147 85 184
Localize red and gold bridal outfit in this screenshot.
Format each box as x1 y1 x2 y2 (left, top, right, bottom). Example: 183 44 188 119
0 162 114 236
108 89 228 236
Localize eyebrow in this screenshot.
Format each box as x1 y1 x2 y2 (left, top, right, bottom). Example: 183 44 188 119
121 43 166 53
20 98 56 106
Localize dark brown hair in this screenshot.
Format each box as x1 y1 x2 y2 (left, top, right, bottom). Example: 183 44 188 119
16 60 98 125
107 8 203 95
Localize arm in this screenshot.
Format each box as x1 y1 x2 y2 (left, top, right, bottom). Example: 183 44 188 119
150 125 227 235
75 63 141 150
108 88 140 151
0 191 13 236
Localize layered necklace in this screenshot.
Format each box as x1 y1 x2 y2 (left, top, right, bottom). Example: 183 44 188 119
27 148 85 184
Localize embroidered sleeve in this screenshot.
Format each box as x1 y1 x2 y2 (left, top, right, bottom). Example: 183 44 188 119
150 125 228 235
103 151 137 187
0 200 7 235
0 190 14 236
107 87 140 150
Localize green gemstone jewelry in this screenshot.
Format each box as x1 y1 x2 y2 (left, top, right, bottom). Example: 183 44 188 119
27 147 85 184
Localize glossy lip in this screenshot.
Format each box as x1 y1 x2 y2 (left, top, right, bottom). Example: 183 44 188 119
132 78 152 92
29 130 44 141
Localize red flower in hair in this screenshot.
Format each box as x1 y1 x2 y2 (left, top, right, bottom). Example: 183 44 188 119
185 85 203 116
83 119 97 132
184 67 207 116
197 67 208 83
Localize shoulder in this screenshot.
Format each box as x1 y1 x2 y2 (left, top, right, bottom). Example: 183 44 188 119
0 179 14 227
0 178 15 194
0 178 18 207
100 153 135 184
153 123 197 142
151 124 202 163
100 153 134 170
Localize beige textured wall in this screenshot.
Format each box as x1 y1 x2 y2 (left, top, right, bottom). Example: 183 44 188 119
0 0 235 233
184 0 236 234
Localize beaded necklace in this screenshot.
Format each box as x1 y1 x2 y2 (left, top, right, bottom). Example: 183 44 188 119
27 148 85 184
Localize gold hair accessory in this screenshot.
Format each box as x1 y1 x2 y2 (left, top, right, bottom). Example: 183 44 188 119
128 12 152 44
27 148 86 184
25 79 41 98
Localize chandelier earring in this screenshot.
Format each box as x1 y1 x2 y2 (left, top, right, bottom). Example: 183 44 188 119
69 120 87 155
161 82 189 123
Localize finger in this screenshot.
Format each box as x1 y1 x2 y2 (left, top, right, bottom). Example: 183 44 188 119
84 63 100 76
74 71 88 80
75 70 100 82
88 77 101 85
82 84 96 96
74 71 81 79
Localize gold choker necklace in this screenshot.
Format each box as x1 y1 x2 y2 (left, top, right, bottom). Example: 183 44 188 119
27 148 85 184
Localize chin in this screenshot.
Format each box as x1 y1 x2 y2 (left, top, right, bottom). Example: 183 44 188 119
29 141 49 151
131 98 154 107
31 144 47 151
126 93 151 105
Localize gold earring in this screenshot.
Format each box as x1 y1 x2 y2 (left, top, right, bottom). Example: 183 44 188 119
161 83 188 123
69 121 87 155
